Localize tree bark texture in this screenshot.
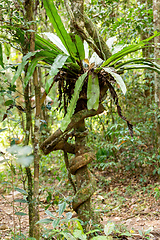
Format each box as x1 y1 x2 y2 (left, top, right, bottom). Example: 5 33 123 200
140 0 154 103
40 104 104 228
153 0 160 149
24 0 40 238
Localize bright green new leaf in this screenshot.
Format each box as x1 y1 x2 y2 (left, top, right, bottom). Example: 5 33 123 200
87 72 100 110
60 71 88 132
43 0 76 57
104 222 115 236
45 54 68 93
11 51 38 86
0 43 4 68
103 67 127 95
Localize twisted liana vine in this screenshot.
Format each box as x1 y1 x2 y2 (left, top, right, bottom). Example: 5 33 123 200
40 104 104 222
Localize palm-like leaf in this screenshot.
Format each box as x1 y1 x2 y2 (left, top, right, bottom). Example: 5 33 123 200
43 0 77 58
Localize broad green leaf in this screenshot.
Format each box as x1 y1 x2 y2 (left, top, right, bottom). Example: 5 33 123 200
60 71 88 132
36 34 62 53
24 56 46 88
0 43 4 68
14 187 27 195
74 35 85 61
58 202 66 216
45 54 68 93
14 199 28 203
11 51 38 86
103 67 127 95
43 0 76 57
104 222 115 236
52 218 60 228
4 100 14 106
36 218 53 224
87 73 100 110
15 212 27 216
43 32 69 55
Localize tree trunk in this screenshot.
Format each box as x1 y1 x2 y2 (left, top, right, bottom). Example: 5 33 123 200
72 118 98 230
140 0 154 104
153 0 160 149
24 0 40 238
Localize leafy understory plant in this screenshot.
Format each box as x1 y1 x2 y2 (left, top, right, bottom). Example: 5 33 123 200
36 202 133 240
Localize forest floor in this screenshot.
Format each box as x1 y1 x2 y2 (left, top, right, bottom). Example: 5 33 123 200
0 167 160 240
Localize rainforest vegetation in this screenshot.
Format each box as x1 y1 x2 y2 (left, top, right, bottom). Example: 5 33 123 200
0 0 160 239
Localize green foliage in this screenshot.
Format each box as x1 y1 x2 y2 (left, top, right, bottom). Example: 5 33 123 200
23 56 46 88
87 72 100 110
11 51 38 86
74 35 85 61
60 71 88 132
45 54 68 93
43 0 77 58
103 67 126 95
0 43 4 68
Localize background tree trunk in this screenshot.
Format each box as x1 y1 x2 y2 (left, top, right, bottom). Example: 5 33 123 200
153 0 160 150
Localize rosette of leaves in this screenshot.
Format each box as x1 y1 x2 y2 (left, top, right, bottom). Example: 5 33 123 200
2 0 160 134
